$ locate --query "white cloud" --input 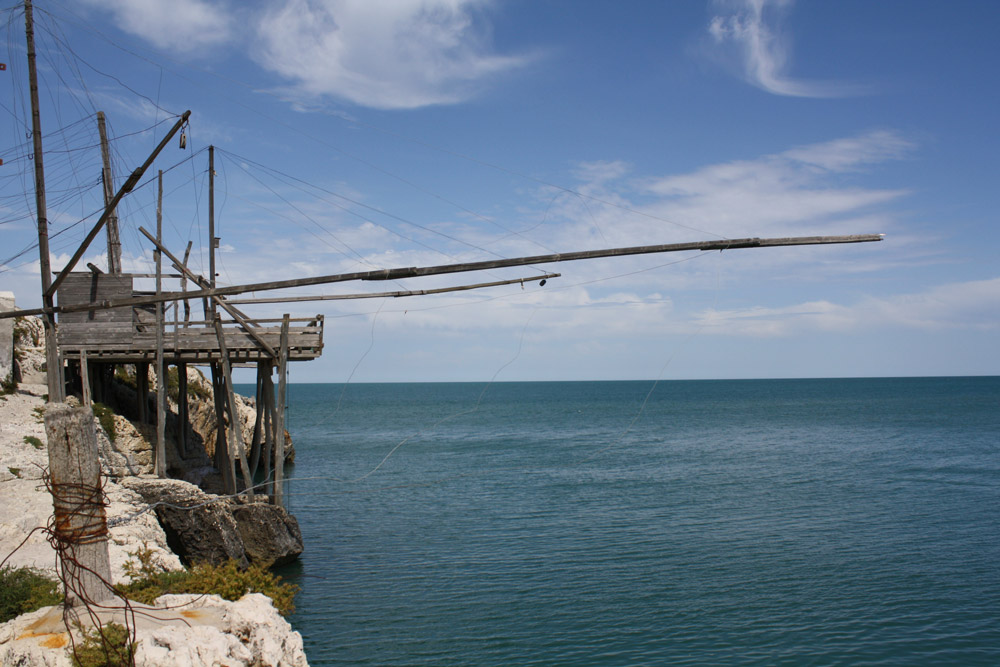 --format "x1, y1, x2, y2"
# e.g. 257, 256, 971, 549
708, 0, 864, 97
695, 277, 1000, 336
253, 0, 532, 109
632, 131, 910, 237
79, 0, 233, 52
